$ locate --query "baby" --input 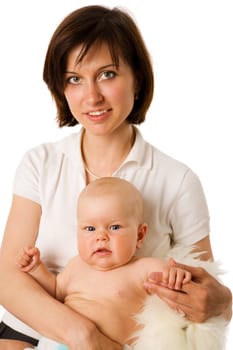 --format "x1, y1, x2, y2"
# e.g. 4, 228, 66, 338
18, 177, 191, 348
